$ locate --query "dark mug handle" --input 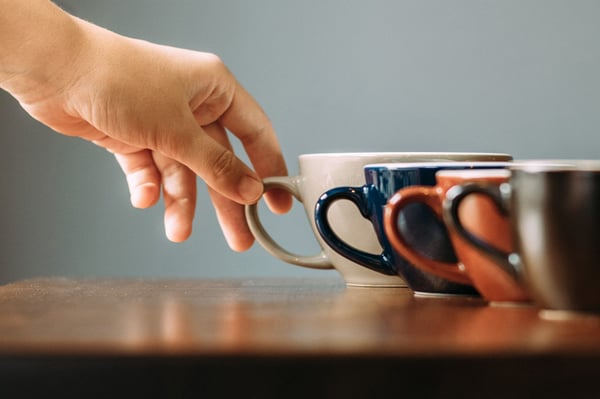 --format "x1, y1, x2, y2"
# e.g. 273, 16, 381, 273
314, 186, 396, 276
442, 183, 522, 281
